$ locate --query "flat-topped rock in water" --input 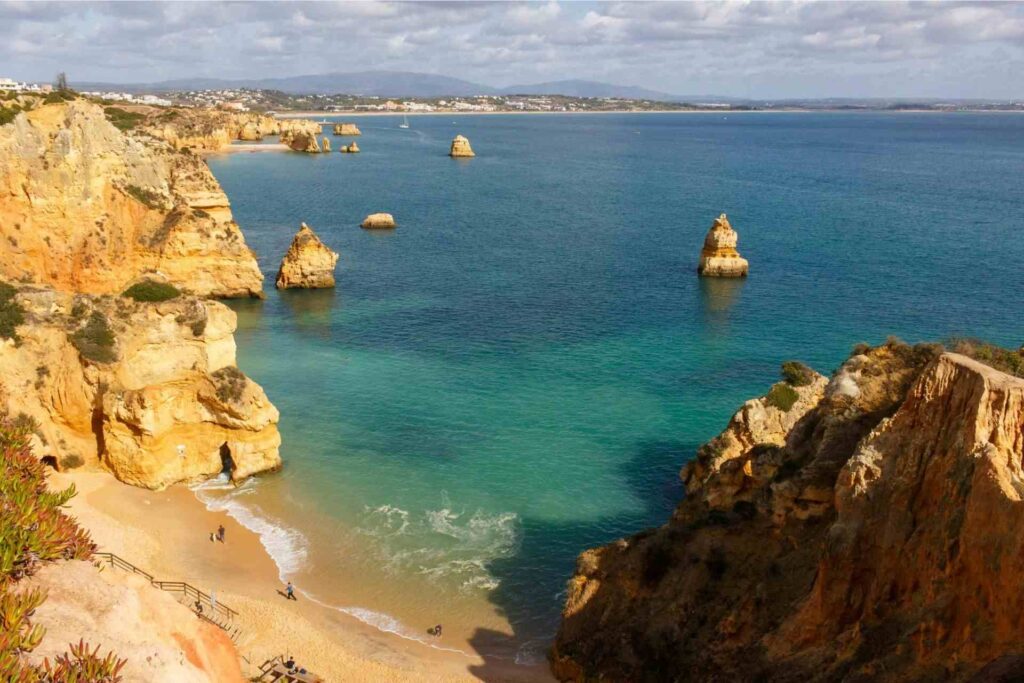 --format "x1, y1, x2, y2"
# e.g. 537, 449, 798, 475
697, 213, 749, 277
333, 123, 362, 136
340, 142, 360, 154
449, 134, 475, 157
276, 223, 339, 289
281, 130, 321, 153
361, 213, 396, 229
